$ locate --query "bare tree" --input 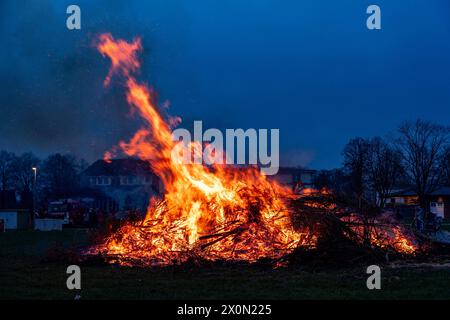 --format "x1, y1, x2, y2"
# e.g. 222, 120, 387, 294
443, 147, 450, 185
314, 169, 352, 196
366, 137, 403, 208
77, 158, 89, 174
342, 137, 370, 209
12, 152, 40, 209
395, 120, 450, 209
13, 152, 40, 192
0, 150, 16, 191
41, 153, 79, 199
